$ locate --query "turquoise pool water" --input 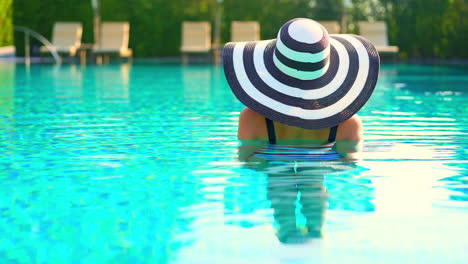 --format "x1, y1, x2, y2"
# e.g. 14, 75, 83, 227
0, 62, 467, 263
